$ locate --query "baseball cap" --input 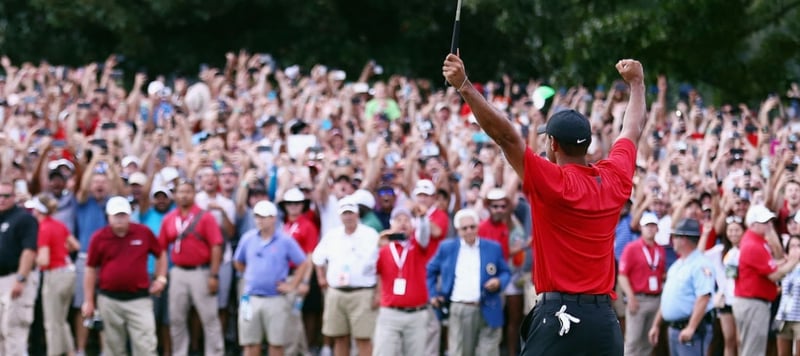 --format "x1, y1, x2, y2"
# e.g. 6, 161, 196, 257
671, 218, 701, 238
640, 213, 659, 226
253, 201, 278, 217
413, 179, 436, 196
337, 196, 359, 215
281, 188, 306, 203
536, 110, 592, 146
47, 158, 75, 172
106, 196, 132, 215
390, 207, 412, 220
351, 189, 376, 209
127, 172, 148, 186
745, 205, 775, 226
151, 186, 173, 199
121, 155, 142, 168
